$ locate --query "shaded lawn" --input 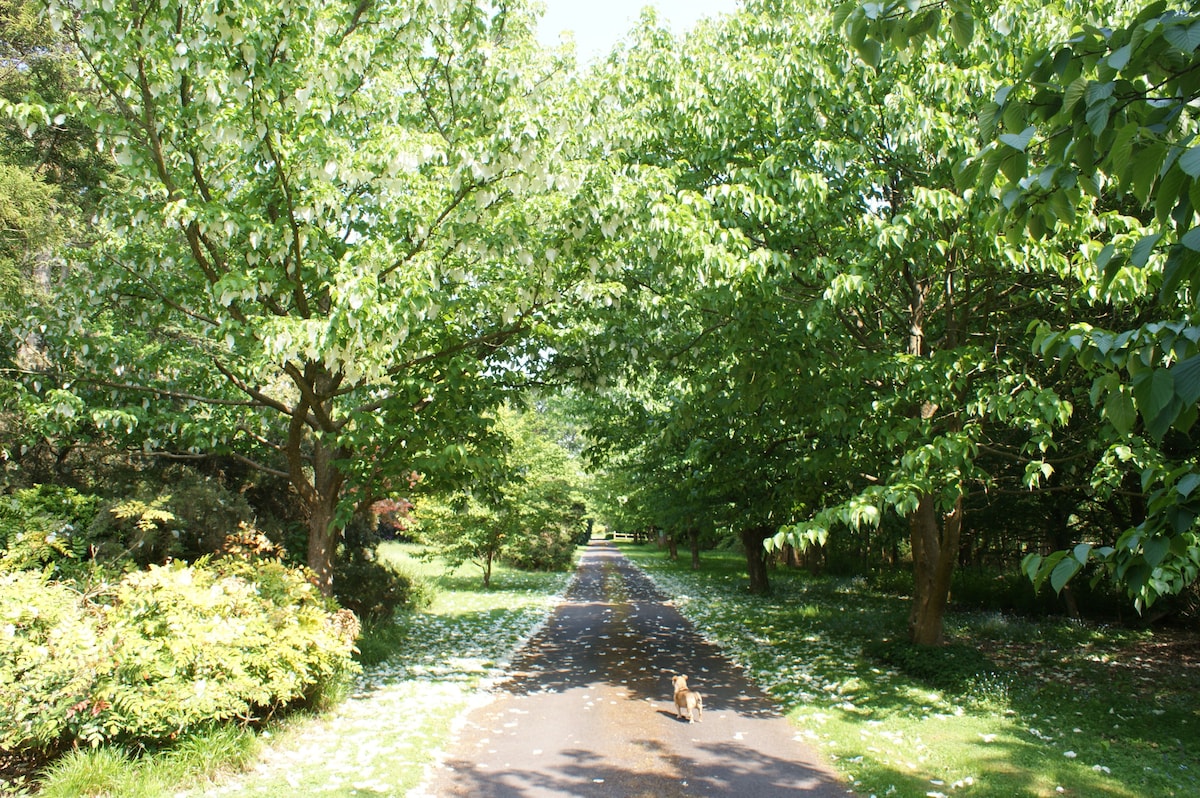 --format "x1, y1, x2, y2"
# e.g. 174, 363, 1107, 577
622, 544, 1200, 798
